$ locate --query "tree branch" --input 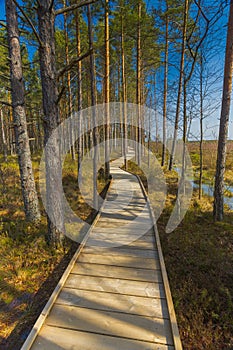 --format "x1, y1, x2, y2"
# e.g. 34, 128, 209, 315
12, 0, 44, 47
0, 73, 10, 81
0, 21, 7, 28
56, 86, 66, 105
55, 0, 97, 16
0, 100, 13, 107
0, 42, 9, 49
57, 50, 92, 78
